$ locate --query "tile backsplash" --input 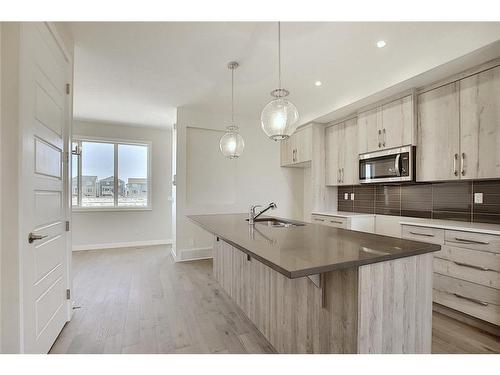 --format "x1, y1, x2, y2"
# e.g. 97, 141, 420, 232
337, 180, 500, 224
